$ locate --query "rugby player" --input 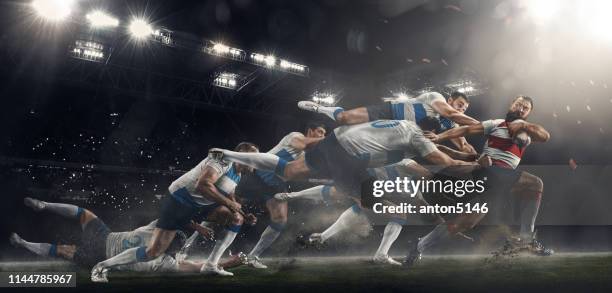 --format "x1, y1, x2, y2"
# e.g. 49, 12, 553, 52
298, 91, 477, 154
279, 159, 434, 265
404, 95, 552, 266
231, 122, 326, 269
209, 118, 490, 212
9, 198, 211, 275
90, 142, 259, 281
